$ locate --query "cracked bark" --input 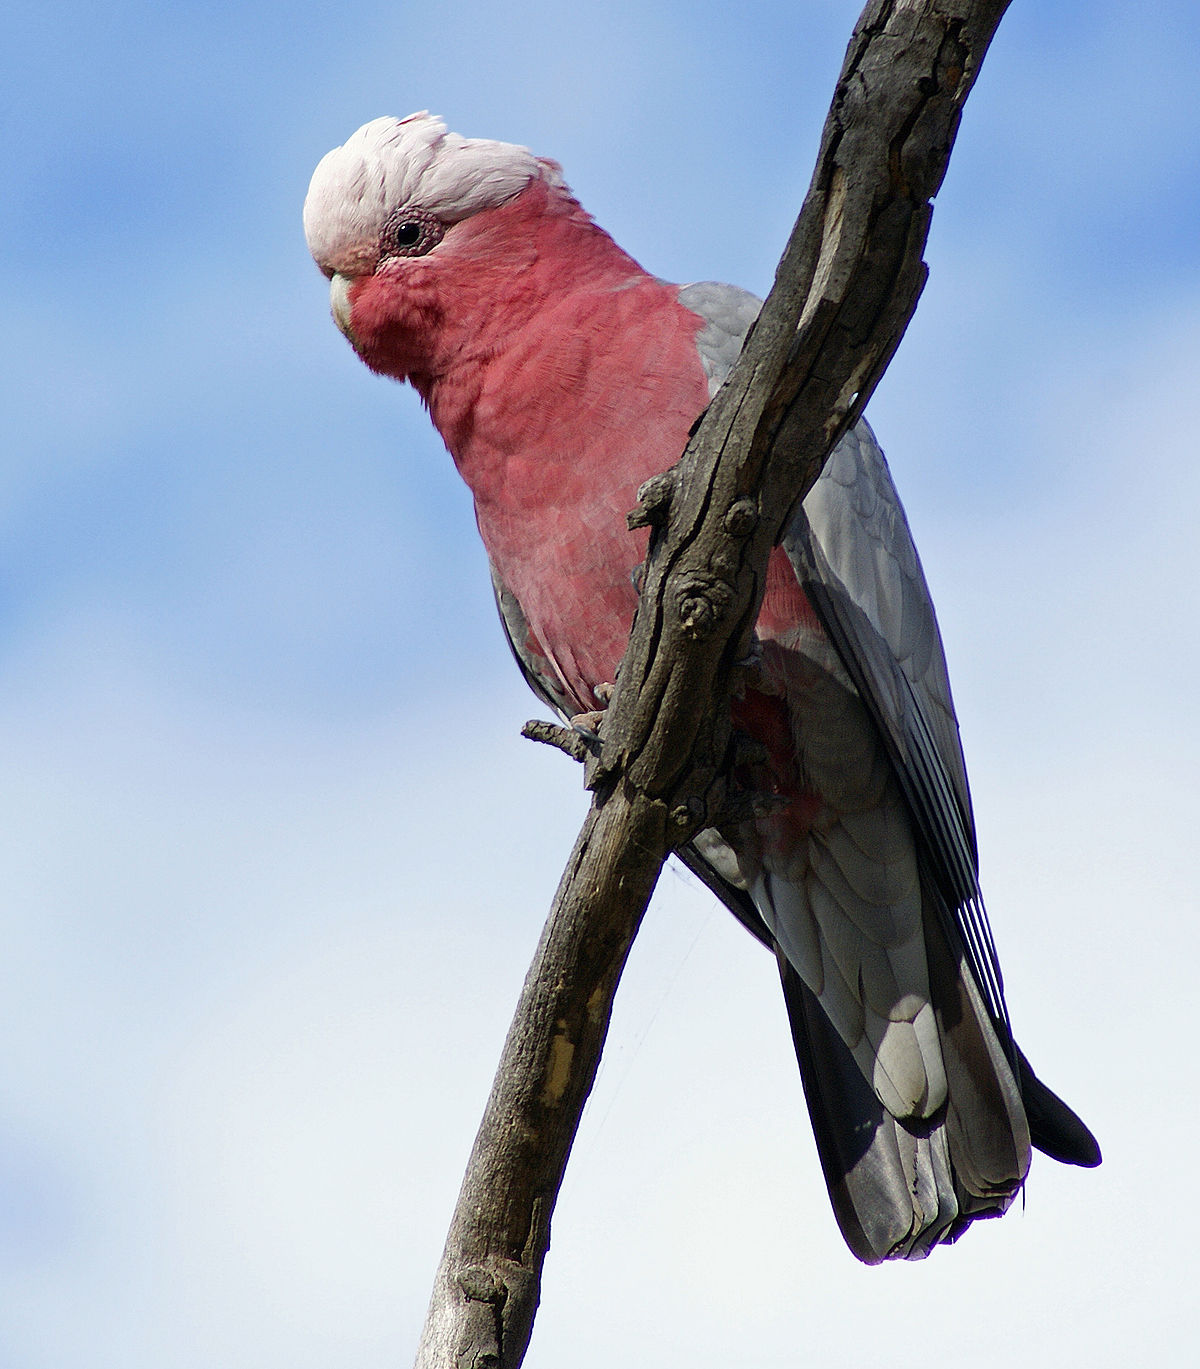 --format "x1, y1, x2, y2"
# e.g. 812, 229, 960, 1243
414, 3, 1012, 1365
